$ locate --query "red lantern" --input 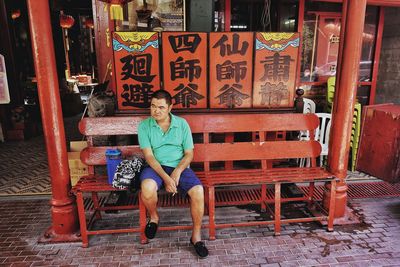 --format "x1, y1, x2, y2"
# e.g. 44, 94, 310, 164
85, 18, 94, 29
98, 0, 134, 20
11, 9, 21, 20
60, 13, 75, 29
